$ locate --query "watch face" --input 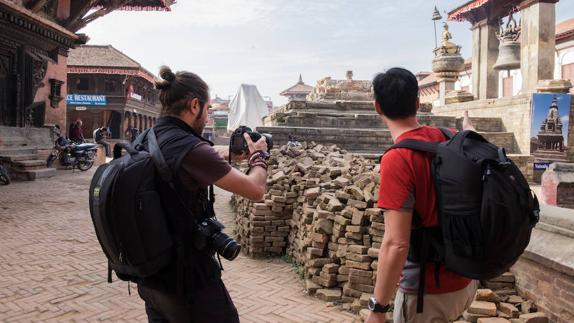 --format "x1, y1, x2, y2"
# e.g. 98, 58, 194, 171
368, 297, 376, 310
